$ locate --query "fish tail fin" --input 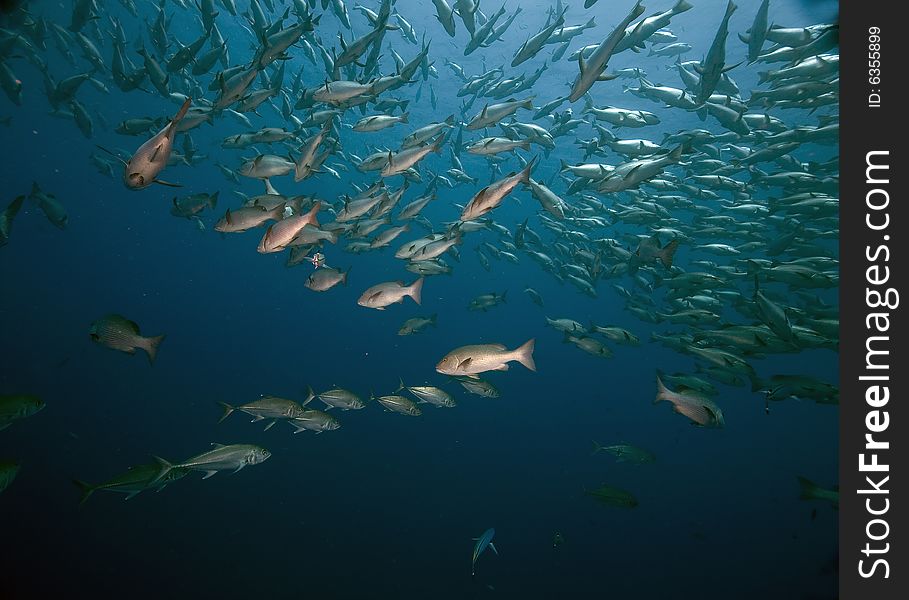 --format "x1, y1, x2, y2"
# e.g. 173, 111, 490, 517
520, 156, 538, 182
217, 402, 235, 423
757, 70, 770, 84
658, 239, 680, 268
308, 201, 322, 228
342, 266, 351, 284
797, 476, 822, 501
73, 480, 95, 506
209, 191, 219, 208
303, 386, 315, 407
675, 0, 694, 13
144, 334, 166, 365
514, 338, 536, 372
166, 97, 192, 137
399, 112, 409, 124
396, 377, 405, 393
408, 277, 424, 305
590, 440, 605, 455
655, 374, 671, 404
150, 456, 173, 486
